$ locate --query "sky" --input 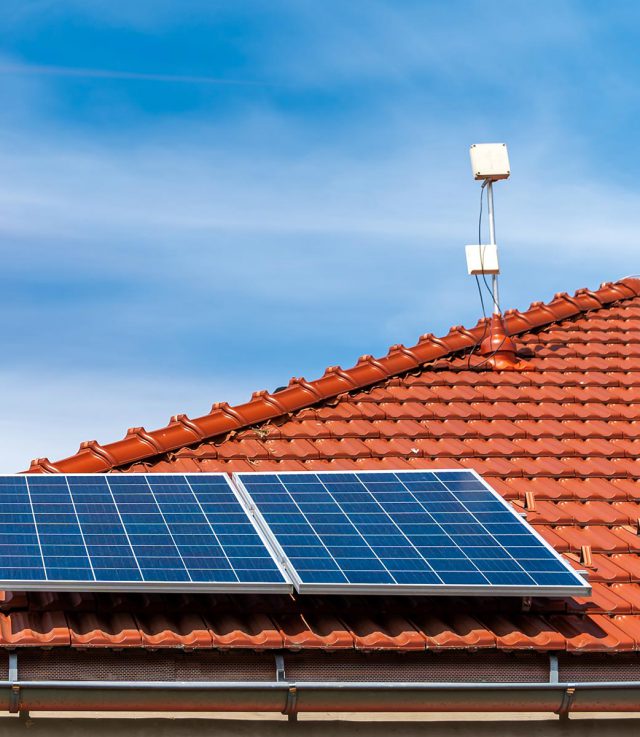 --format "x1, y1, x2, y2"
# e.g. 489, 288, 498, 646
0, 0, 639, 471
